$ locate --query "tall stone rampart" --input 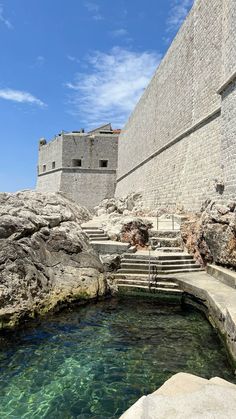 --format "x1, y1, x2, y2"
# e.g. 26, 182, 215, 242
116, 0, 236, 211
